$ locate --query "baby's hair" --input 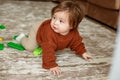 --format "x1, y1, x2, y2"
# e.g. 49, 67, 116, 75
51, 0, 85, 30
